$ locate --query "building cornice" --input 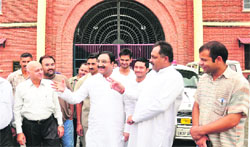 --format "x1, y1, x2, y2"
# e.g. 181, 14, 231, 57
0, 22, 37, 28
203, 21, 250, 27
